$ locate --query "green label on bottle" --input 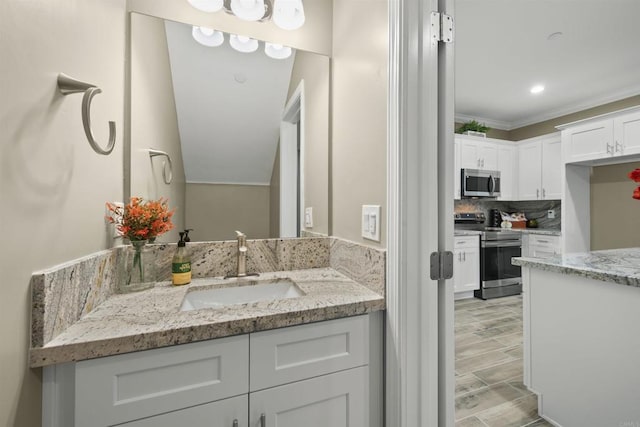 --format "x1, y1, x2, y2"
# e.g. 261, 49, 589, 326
172, 261, 191, 274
